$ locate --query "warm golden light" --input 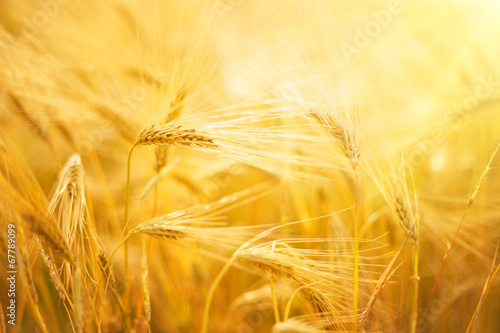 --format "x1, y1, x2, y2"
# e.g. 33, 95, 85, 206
0, 1, 499, 332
